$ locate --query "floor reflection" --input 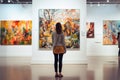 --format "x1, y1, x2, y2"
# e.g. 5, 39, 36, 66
87, 70, 94, 80
0, 65, 31, 80
117, 58, 120, 80
1, 57, 120, 80
103, 64, 118, 80
32, 65, 86, 80
103, 58, 120, 80
39, 77, 80, 80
